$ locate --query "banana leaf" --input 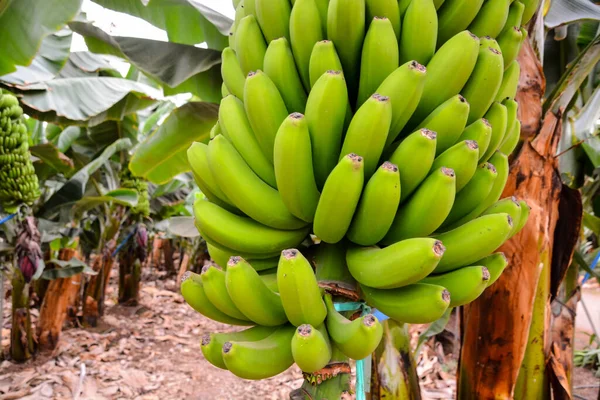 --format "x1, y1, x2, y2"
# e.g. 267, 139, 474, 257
545, 0, 600, 29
